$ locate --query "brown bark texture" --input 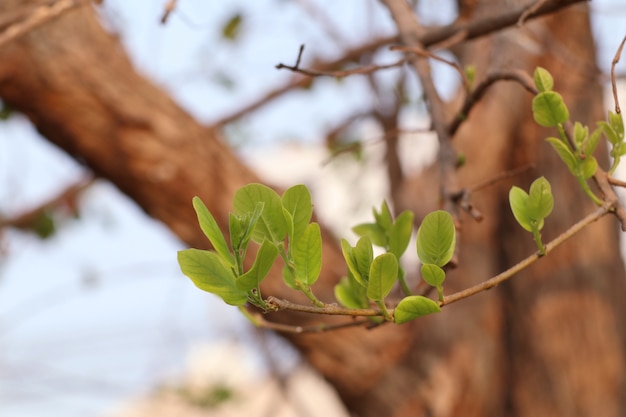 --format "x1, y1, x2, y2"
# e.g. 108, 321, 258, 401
0, 1, 625, 417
